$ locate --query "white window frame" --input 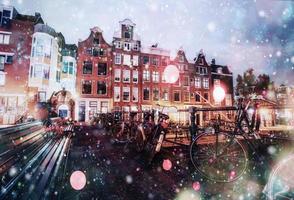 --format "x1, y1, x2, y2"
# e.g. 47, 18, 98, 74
203, 78, 209, 89
0, 72, 5, 85
152, 71, 159, 83
114, 69, 121, 82
114, 87, 120, 102
195, 77, 201, 88
123, 69, 130, 83
123, 54, 131, 66
123, 42, 131, 51
123, 87, 130, 102
132, 87, 138, 102
132, 70, 138, 83
132, 55, 139, 66
115, 53, 121, 65
226, 94, 232, 106
143, 70, 150, 82
115, 41, 122, 49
